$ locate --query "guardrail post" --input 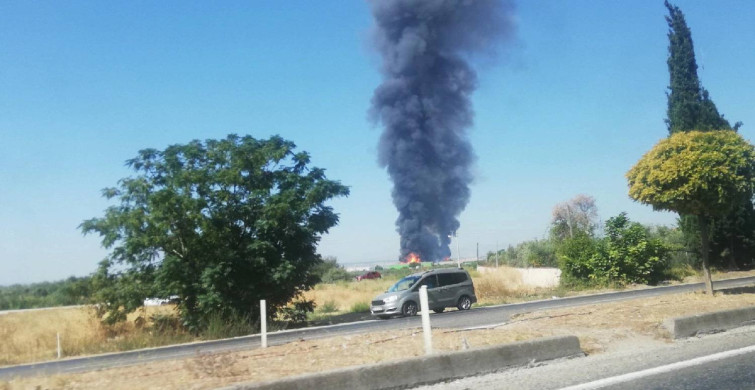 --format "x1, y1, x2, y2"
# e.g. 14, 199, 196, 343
260, 299, 268, 348
419, 285, 432, 355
